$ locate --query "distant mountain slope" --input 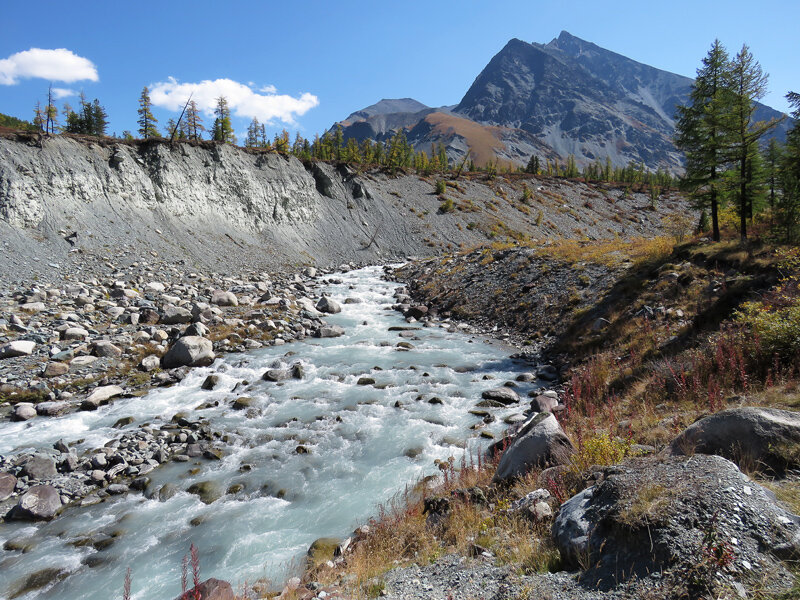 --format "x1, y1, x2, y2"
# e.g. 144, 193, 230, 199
342, 98, 430, 123
334, 32, 791, 172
